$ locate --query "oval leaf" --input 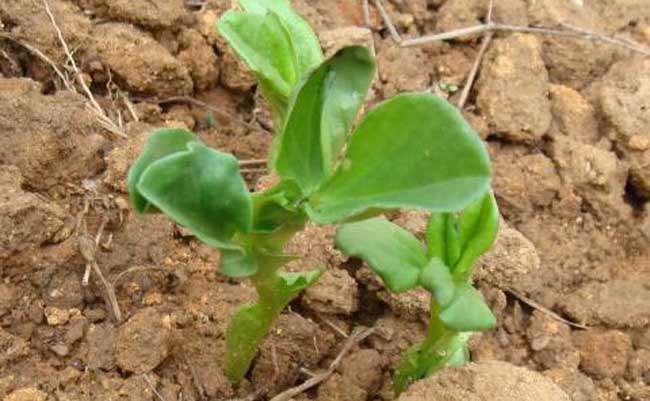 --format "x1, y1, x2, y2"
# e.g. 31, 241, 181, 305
335, 217, 426, 292
225, 303, 271, 381
274, 46, 375, 193
439, 283, 496, 332
238, 0, 322, 76
217, 10, 297, 116
136, 141, 252, 248
127, 128, 196, 213
307, 93, 492, 223
453, 192, 500, 277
